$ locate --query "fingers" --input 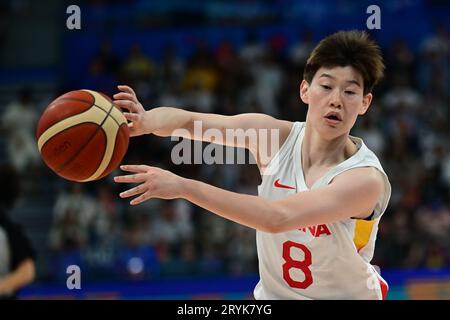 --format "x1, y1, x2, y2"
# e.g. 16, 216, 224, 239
117, 85, 136, 97
114, 164, 156, 205
113, 92, 138, 104
119, 164, 151, 173
123, 112, 139, 122
114, 173, 147, 183
123, 112, 139, 135
119, 184, 147, 198
130, 192, 151, 205
114, 100, 137, 112
127, 123, 138, 135
119, 185, 152, 205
